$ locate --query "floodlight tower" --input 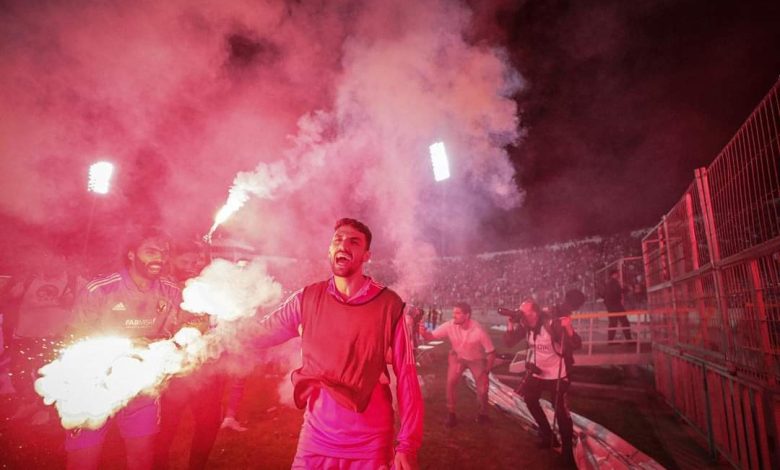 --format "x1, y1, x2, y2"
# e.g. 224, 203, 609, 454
88, 161, 114, 194
429, 142, 451, 182
429, 142, 450, 255
84, 161, 114, 255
